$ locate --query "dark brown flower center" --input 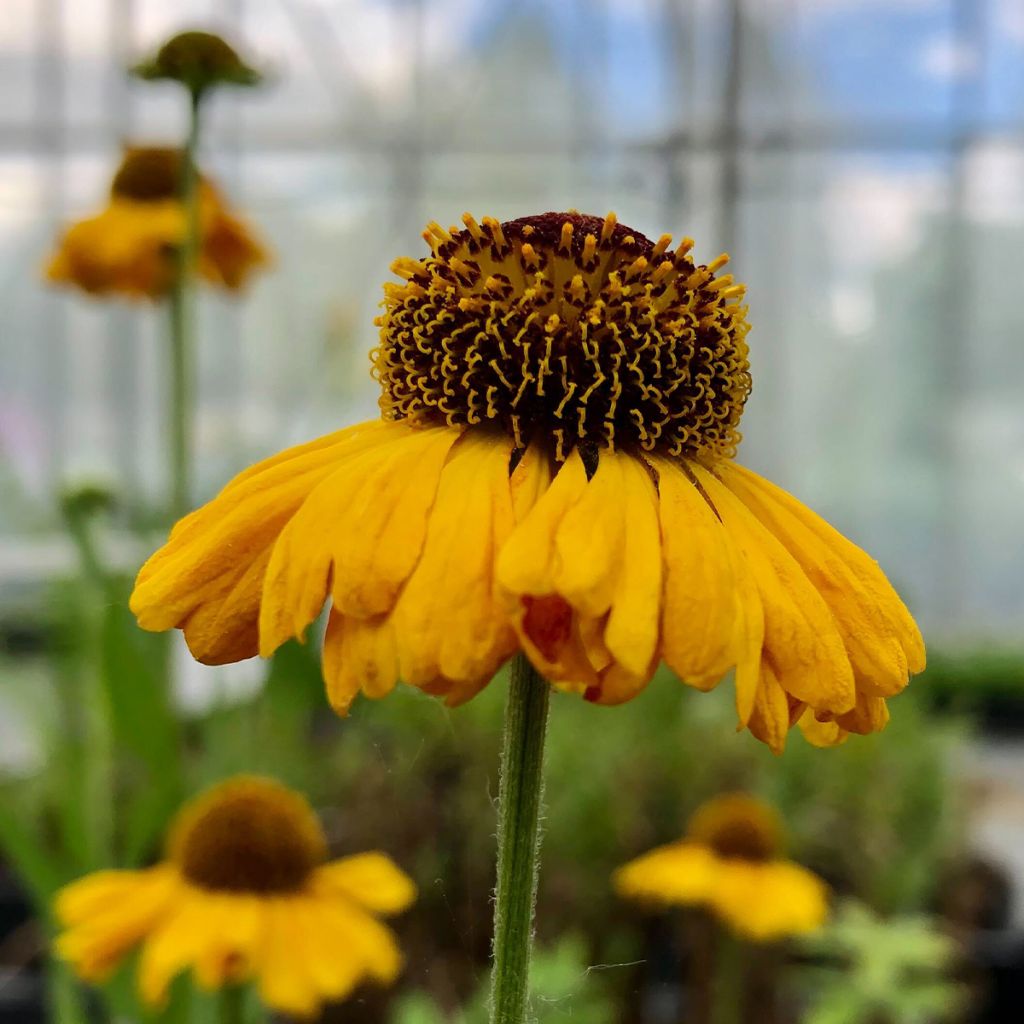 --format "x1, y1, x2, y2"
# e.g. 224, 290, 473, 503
687, 794, 782, 863
374, 211, 752, 461
704, 819, 777, 862
110, 147, 184, 202
171, 778, 326, 894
